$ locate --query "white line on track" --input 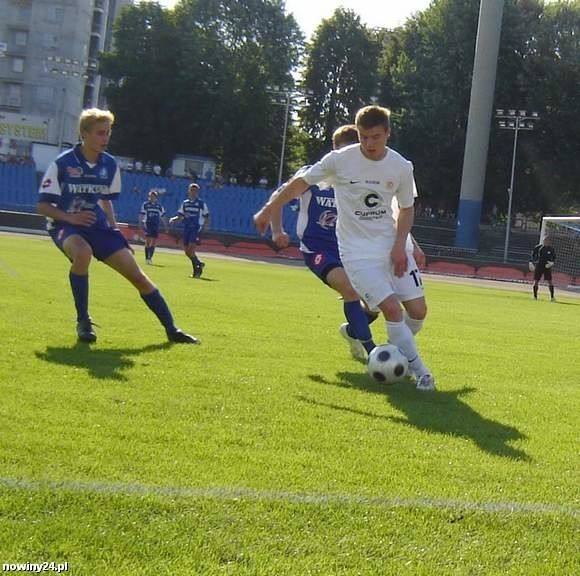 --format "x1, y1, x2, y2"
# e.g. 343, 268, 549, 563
1, 477, 577, 518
